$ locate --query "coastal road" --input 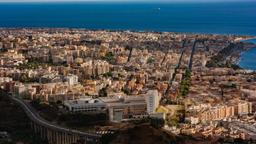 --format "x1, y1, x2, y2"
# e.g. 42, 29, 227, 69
9, 95, 101, 138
